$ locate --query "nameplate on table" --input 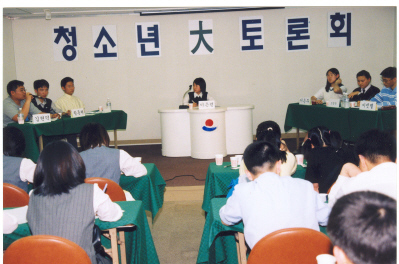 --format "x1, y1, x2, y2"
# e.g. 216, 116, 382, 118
32, 113, 51, 124
359, 101, 377, 111
326, 99, 340, 108
71, 108, 86, 118
198, 100, 215, 110
299, 97, 312, 105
